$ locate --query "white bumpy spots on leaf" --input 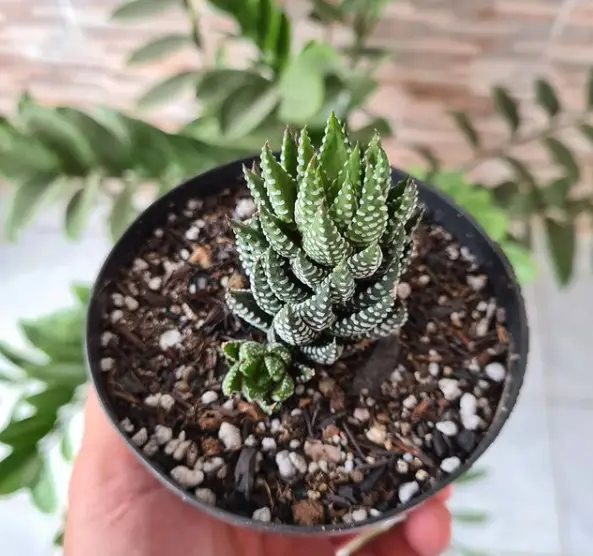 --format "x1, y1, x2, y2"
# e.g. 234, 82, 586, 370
226, 112, 422, 365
